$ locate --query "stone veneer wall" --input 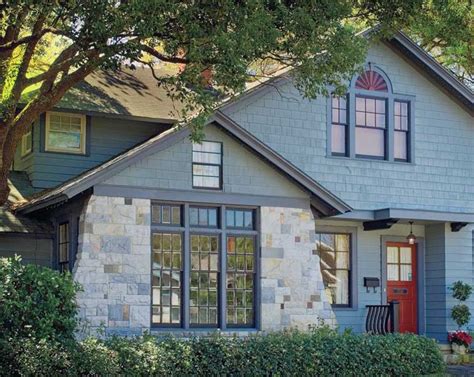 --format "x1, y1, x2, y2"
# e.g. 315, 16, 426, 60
260, 207, 336, 330
74, 196, 335, 335
75, 195, 151, 336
